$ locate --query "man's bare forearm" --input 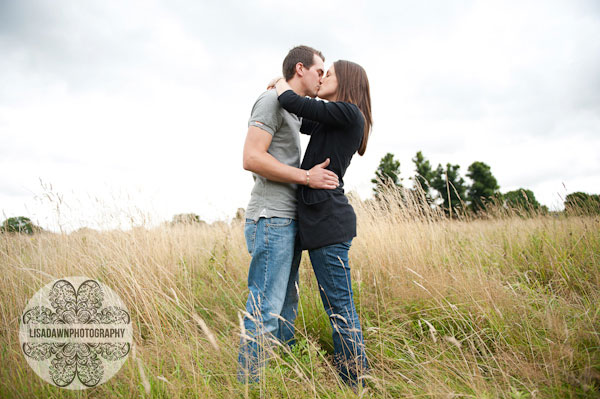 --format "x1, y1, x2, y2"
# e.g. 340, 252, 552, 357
243, 151, 306, 185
